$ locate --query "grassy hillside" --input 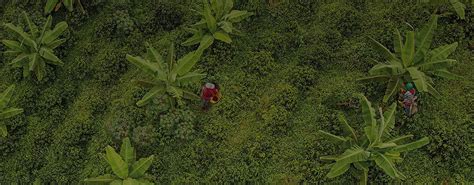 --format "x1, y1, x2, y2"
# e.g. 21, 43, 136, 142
0, 0, 472, 183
